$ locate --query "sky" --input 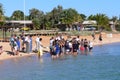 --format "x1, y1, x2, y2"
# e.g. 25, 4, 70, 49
0, 0, 120, 18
